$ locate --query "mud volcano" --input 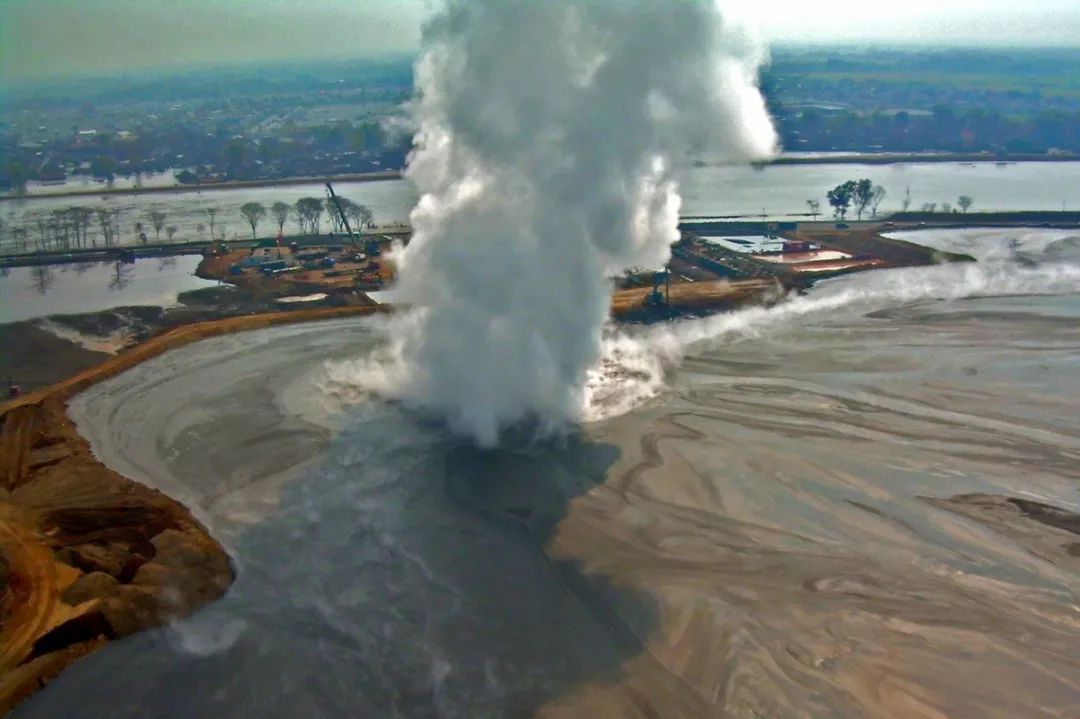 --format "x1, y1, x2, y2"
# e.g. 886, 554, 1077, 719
12, 229, 1080, 718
